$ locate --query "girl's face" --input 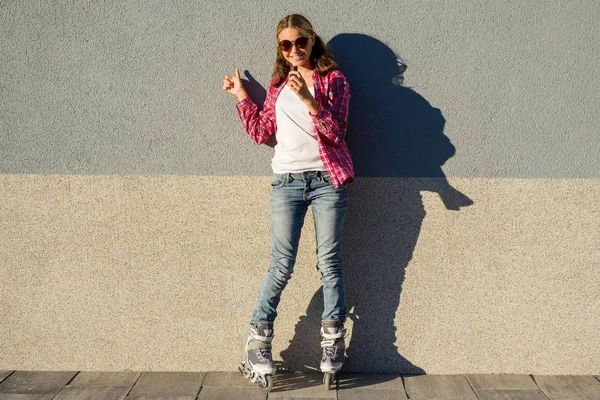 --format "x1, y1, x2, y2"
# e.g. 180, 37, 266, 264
278, 28, 314, 69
